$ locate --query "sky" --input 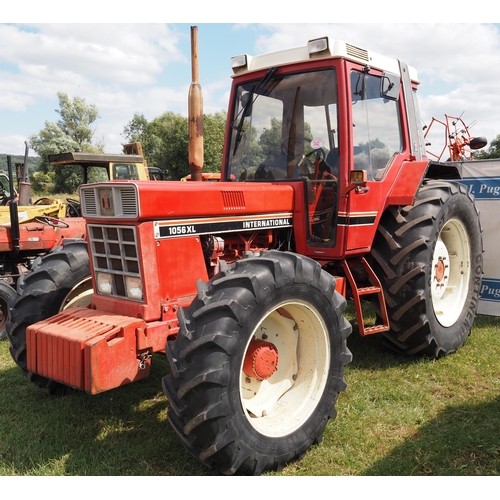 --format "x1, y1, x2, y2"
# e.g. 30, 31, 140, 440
2, 2, 500, 160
